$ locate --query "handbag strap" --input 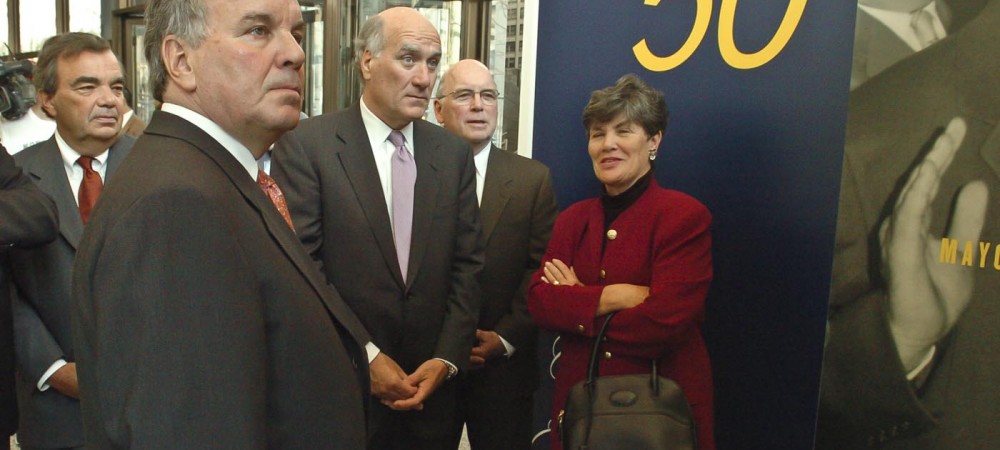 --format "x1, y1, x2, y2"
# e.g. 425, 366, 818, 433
585, 312, 659, 390
578, 312, 661, 449
584, 312, 617, 390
